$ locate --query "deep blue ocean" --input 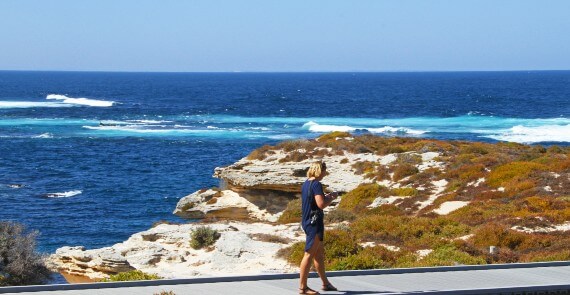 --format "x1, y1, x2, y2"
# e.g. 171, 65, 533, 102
1, 71, 569, 257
